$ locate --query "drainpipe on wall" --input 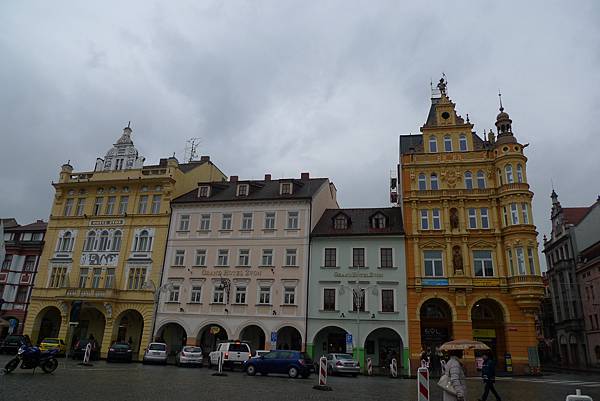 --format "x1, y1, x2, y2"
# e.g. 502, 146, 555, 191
304, 198, 313, 353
